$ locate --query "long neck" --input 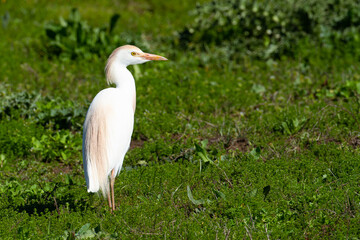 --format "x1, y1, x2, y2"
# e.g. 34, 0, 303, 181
108, 63, 134, 87
106, 63, 136, 112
